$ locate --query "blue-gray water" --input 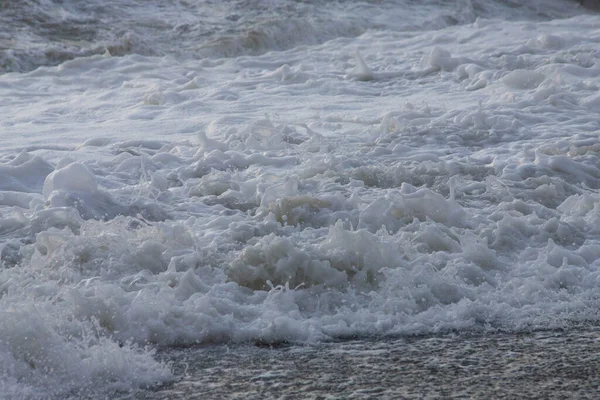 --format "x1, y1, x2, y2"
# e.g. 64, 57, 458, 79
0, 0, 589, 74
